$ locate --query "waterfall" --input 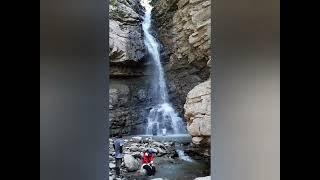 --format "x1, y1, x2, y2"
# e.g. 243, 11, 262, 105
141, 0, 186, 135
